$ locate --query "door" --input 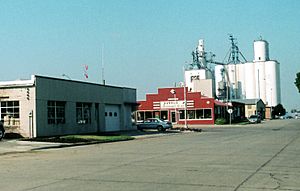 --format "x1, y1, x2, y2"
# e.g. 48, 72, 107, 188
95, 103, 100, 133
105, 105, 120, 132
171, 111, 176, 123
